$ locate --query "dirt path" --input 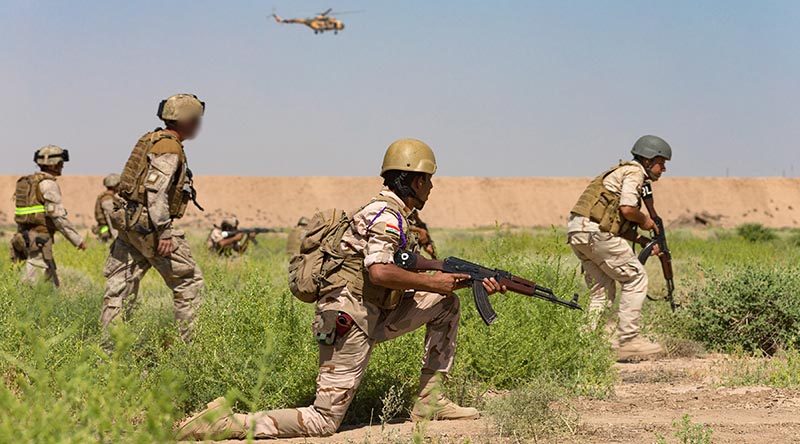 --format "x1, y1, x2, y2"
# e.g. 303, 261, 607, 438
211, 356, 800, 443
576, 356, 800, 443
